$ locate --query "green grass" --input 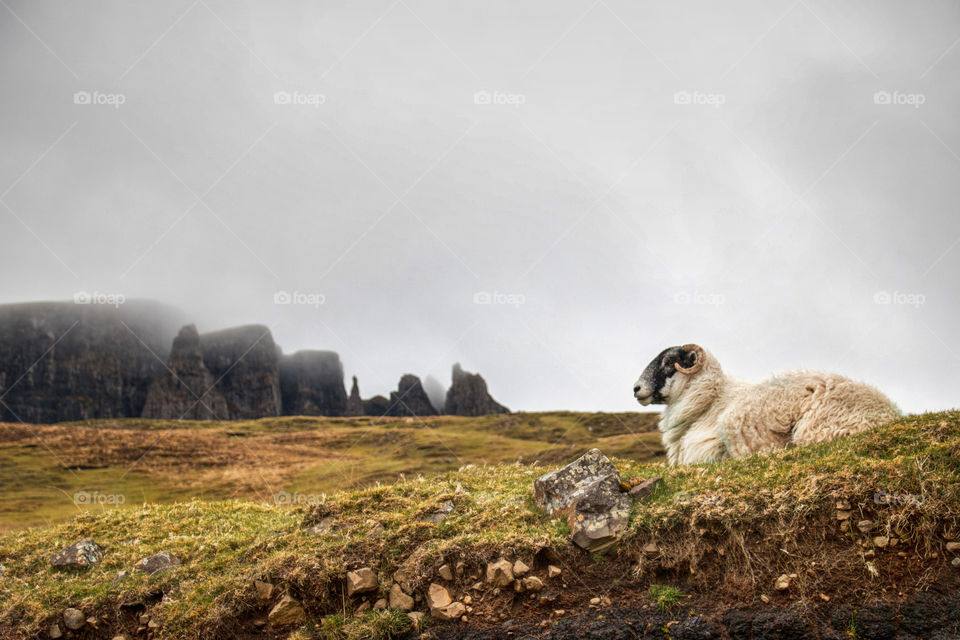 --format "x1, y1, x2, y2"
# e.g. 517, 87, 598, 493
0, 410, 958, 639
648, 584, 685, 611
